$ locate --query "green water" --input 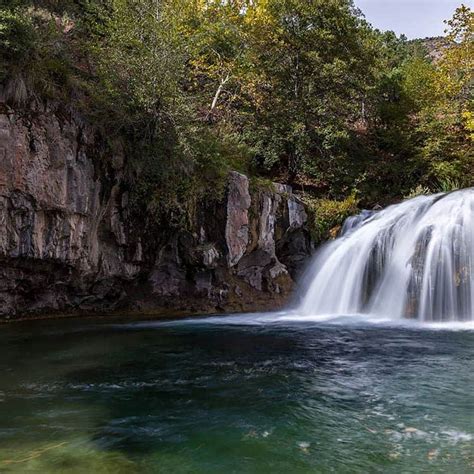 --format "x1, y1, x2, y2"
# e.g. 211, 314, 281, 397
0, 315, 473, 473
